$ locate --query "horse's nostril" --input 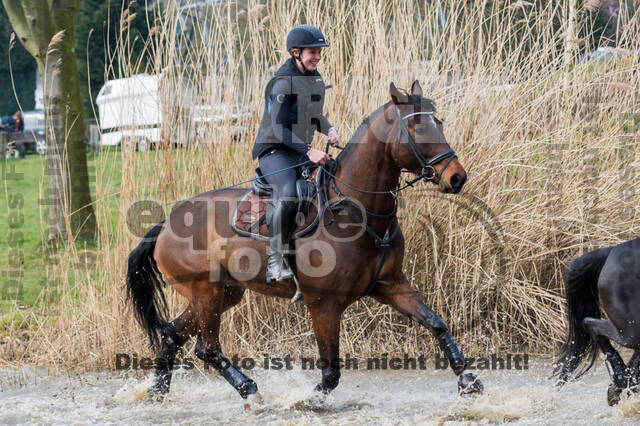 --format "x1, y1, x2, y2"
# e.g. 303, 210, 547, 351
450, 173, 466, 190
